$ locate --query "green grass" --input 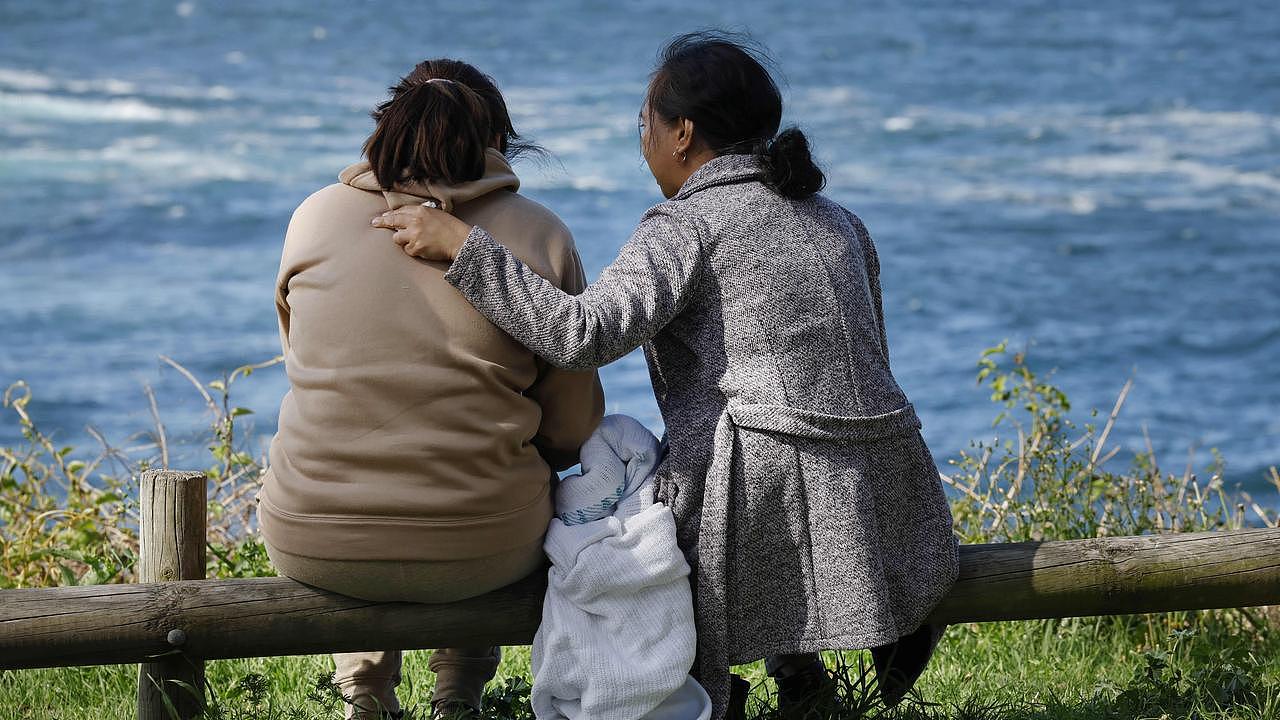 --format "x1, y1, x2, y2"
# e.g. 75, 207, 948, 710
3, 614, 1276, 719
